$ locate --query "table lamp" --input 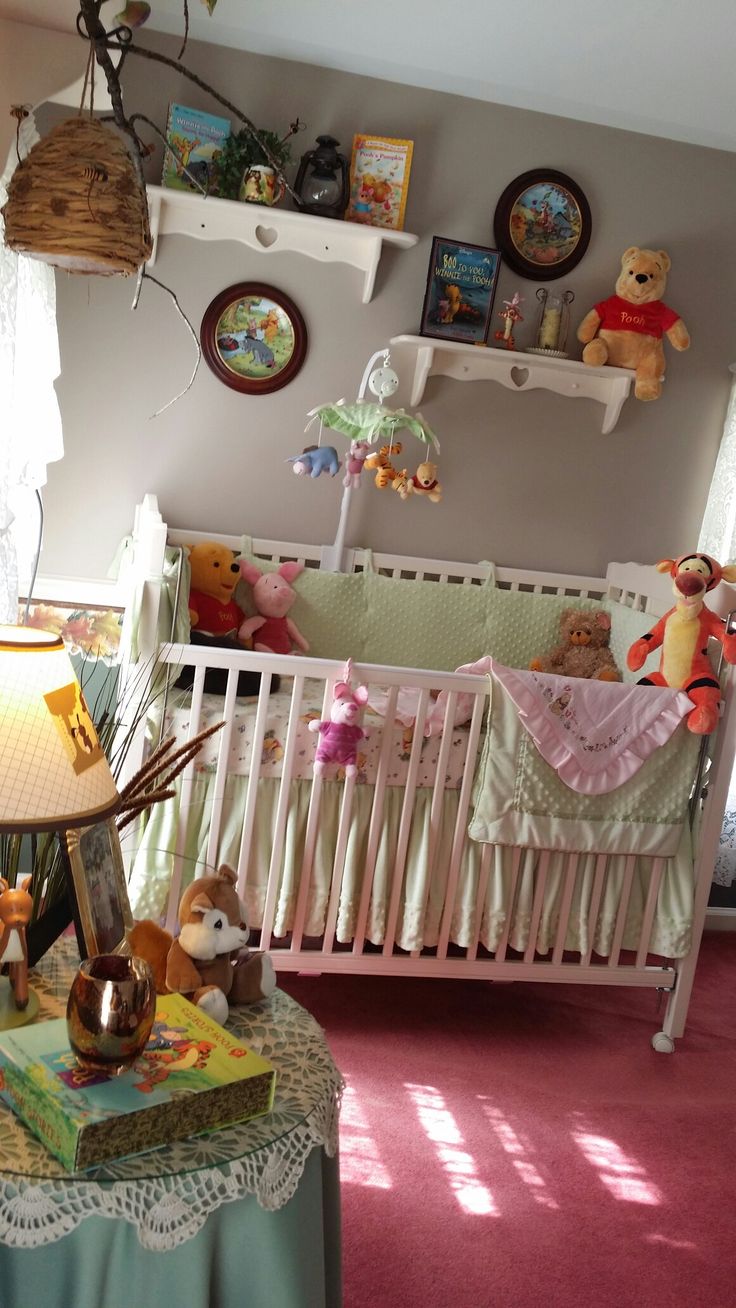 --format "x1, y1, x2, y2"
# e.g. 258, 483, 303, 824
0, 626, 120, 1028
